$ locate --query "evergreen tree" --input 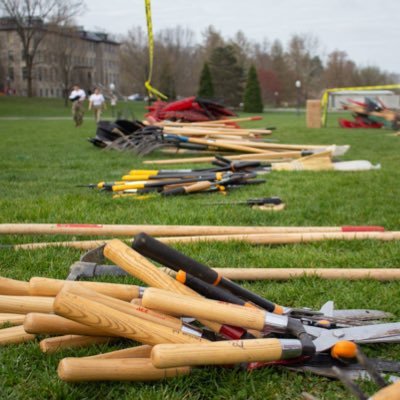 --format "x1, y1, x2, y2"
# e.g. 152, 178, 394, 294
197, 62, 214, 98
243, 65, 263, 113
209, 45, 244, 107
